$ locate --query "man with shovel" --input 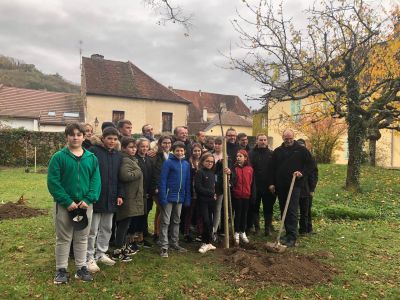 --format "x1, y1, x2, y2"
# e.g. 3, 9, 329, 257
268, 129, 313, 247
